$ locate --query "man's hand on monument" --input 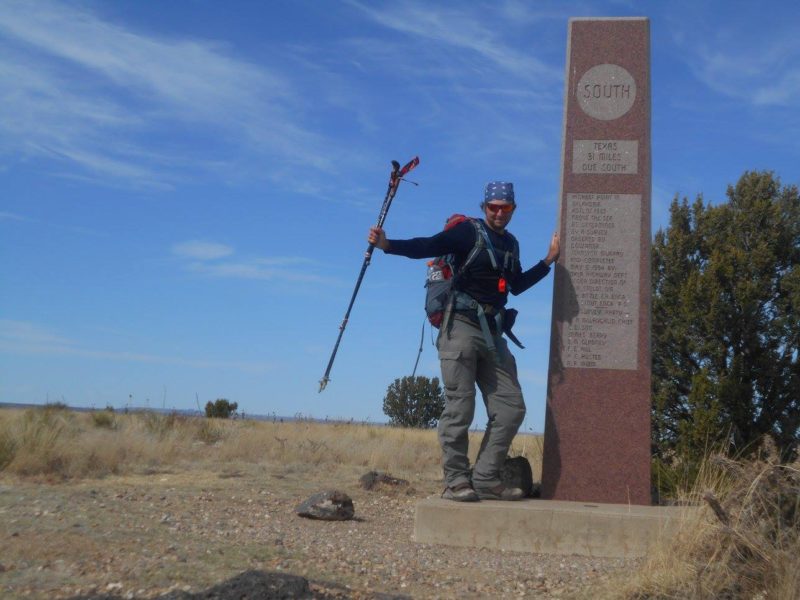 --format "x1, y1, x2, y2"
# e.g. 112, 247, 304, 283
544, 231, 560, 266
